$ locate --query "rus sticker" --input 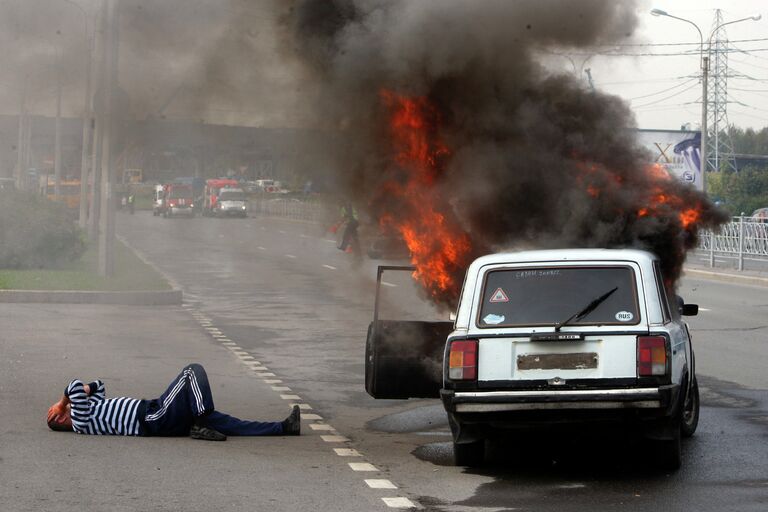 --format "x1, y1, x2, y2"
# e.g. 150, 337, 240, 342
615, 311, 634, 322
